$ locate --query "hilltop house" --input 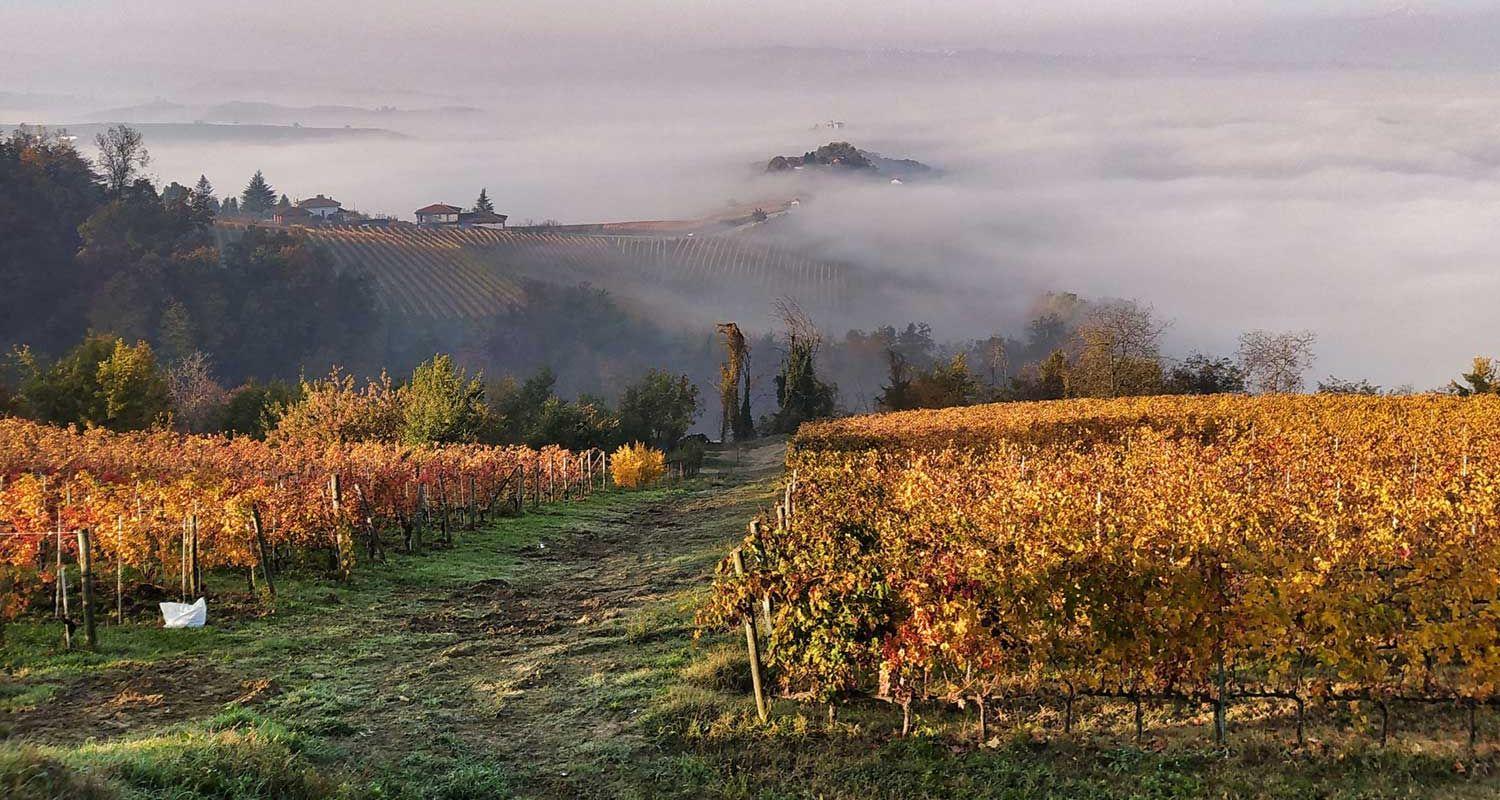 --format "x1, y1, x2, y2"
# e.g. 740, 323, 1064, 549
297, 194, 343, 219
415, 203, 508, 228
273, 205, 313, 225
415, 203, 462, 225
459, 210, 508, 229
